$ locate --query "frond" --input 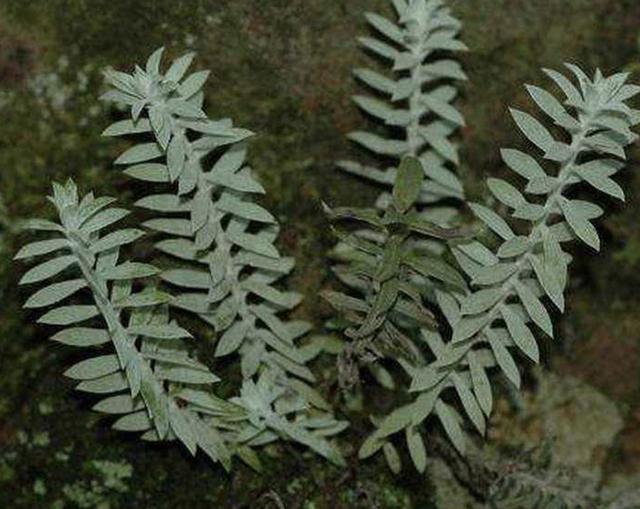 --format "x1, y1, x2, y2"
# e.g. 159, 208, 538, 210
339, 0, 467, 205
17, 180, 231, 468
